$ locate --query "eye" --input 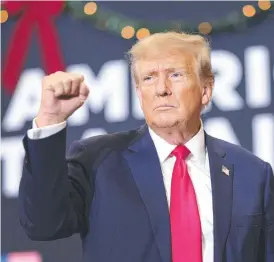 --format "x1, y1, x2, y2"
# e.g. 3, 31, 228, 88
143, 75, 153, 82
170, 72, 183, 78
